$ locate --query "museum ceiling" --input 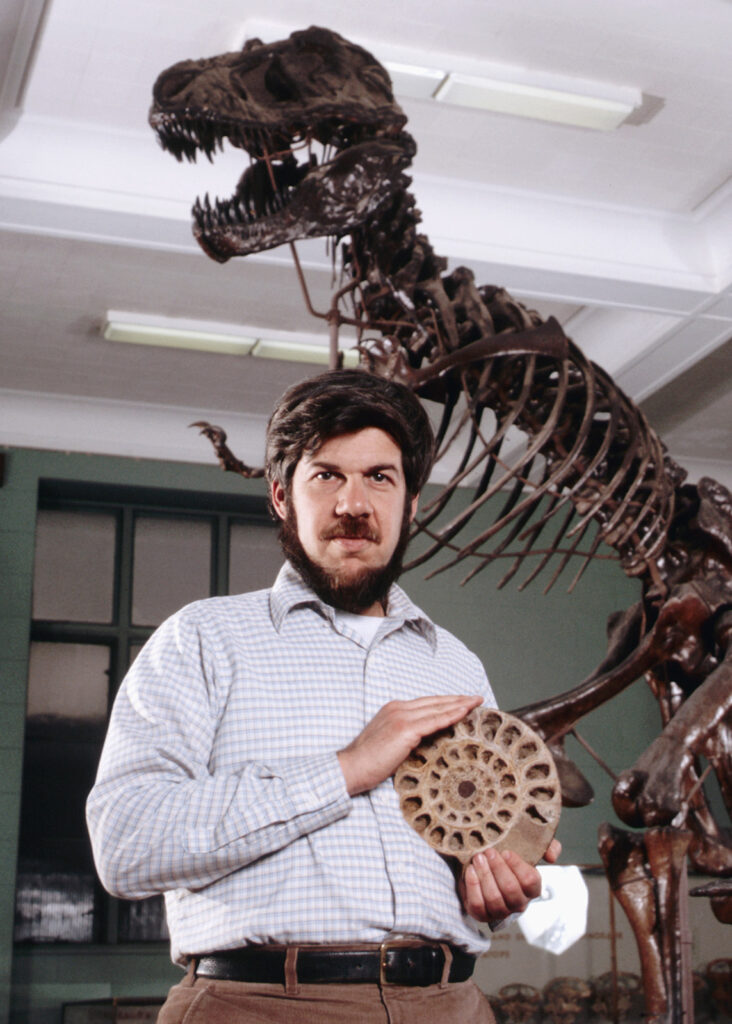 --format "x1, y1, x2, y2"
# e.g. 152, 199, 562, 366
0, 0, 730, 483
